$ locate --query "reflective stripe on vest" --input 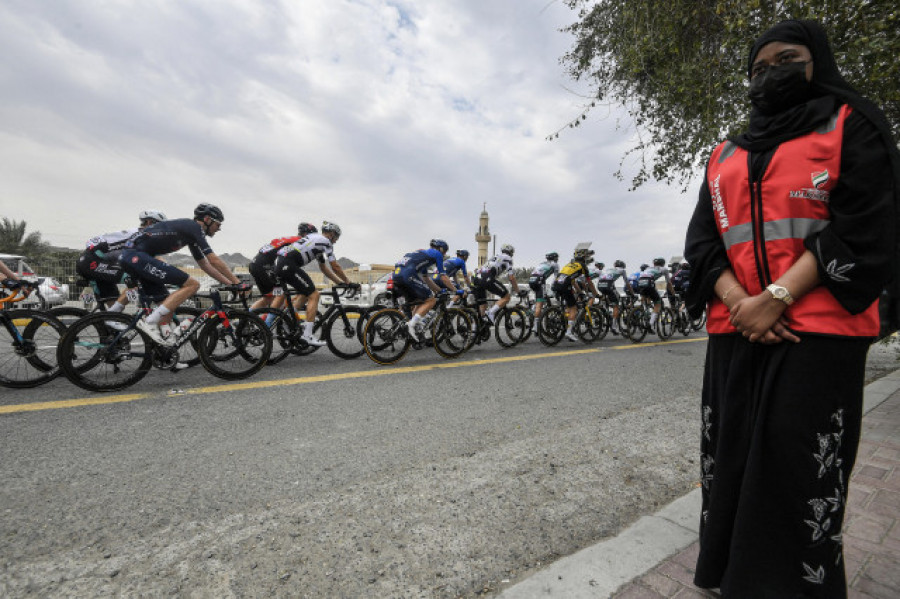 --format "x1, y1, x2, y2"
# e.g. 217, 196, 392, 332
704, 104, 879, 337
